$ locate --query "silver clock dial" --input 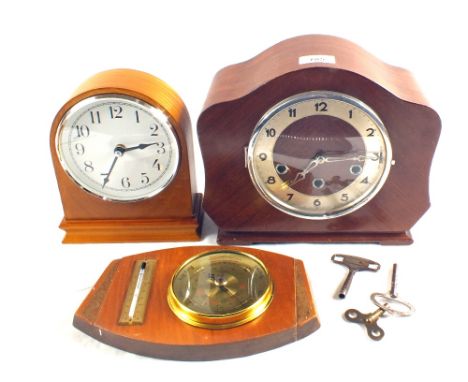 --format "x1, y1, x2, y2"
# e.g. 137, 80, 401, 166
56, 95, 179, 202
